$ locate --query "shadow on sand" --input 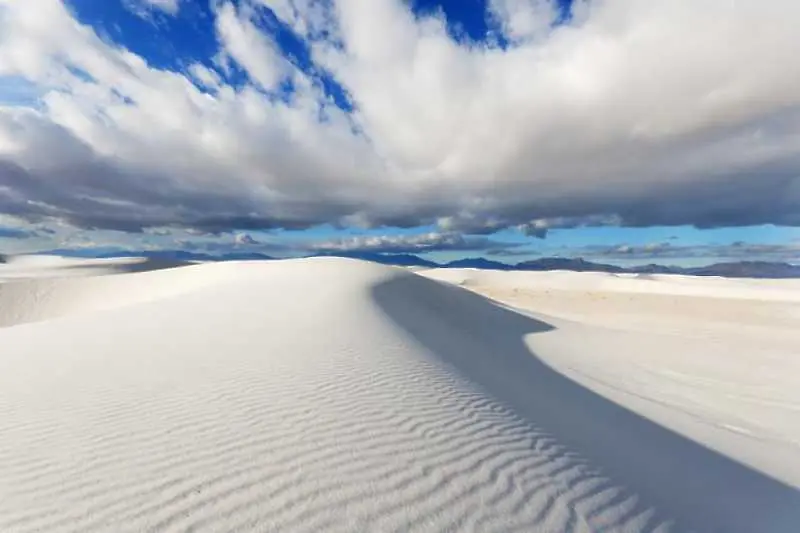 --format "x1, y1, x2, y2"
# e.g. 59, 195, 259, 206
63, 257, 193, 274
372, 273, 800, 533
